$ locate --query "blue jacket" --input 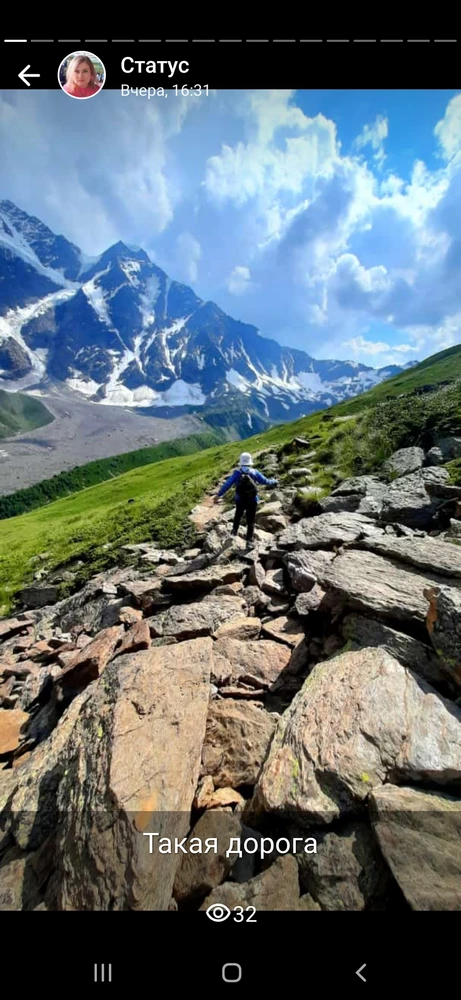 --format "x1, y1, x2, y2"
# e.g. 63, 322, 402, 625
218, 466, 277, 504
